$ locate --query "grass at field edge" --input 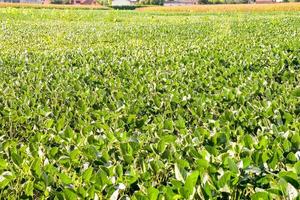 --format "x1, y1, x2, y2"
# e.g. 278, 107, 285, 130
0, 2, 110, 10
137, 3, 300, 13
